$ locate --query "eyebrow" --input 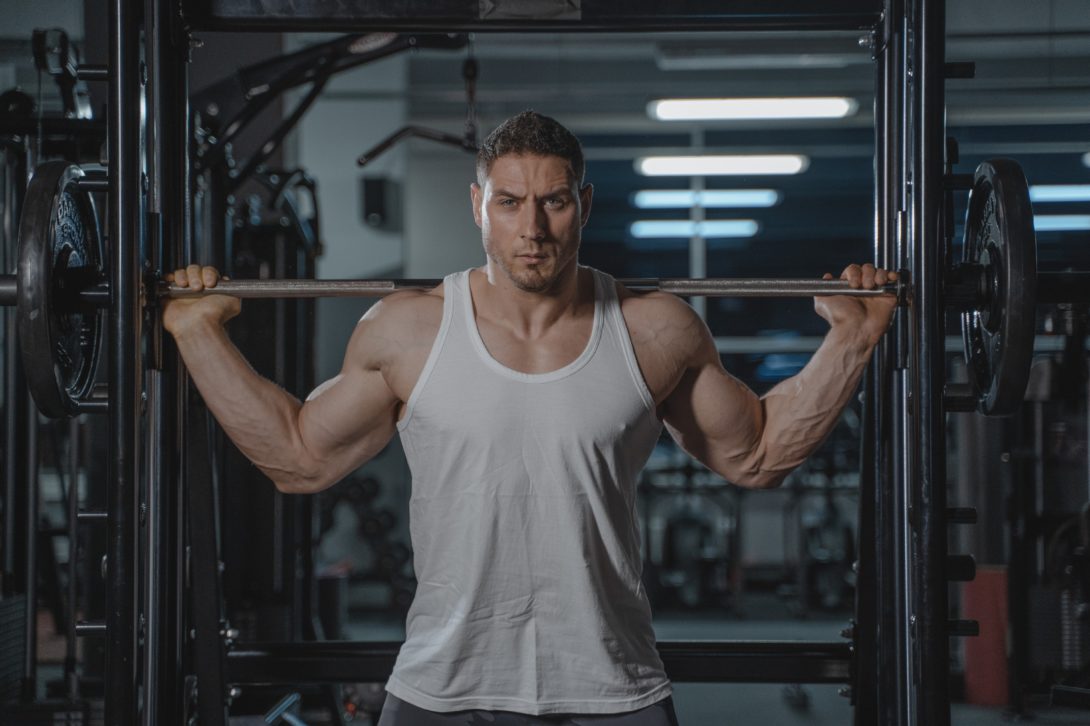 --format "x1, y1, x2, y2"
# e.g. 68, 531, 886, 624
492, 187, 573, 199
